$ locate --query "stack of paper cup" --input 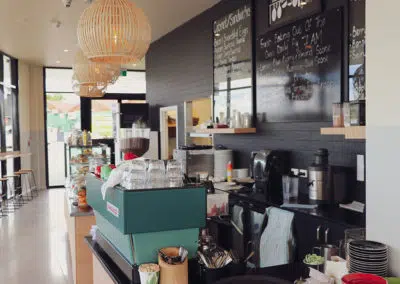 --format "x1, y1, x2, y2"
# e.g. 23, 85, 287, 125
139, 263, 160, 284
214, 149, 233, 181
